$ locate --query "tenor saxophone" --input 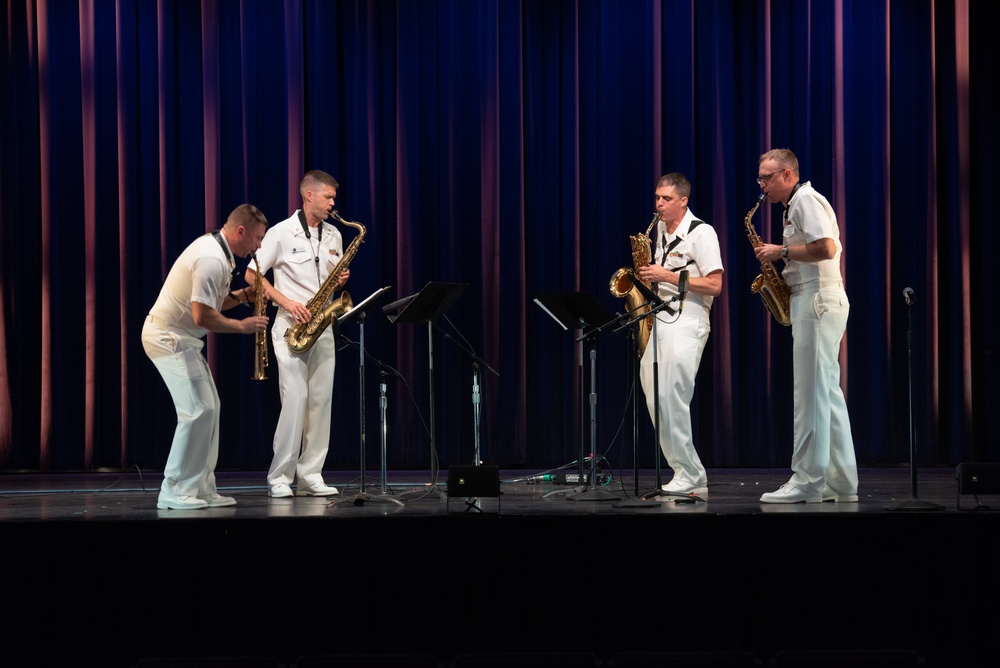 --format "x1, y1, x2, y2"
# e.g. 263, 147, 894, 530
744, 194, 792, 326
284, 211, 365, 353
609, 212, 660, 356
251, 251, 269, 380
